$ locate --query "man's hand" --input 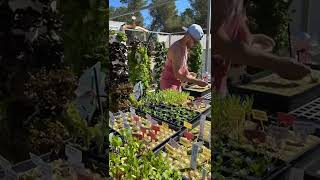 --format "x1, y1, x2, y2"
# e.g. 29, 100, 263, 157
276, 58, 311, 80
189, 72, 197, 78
